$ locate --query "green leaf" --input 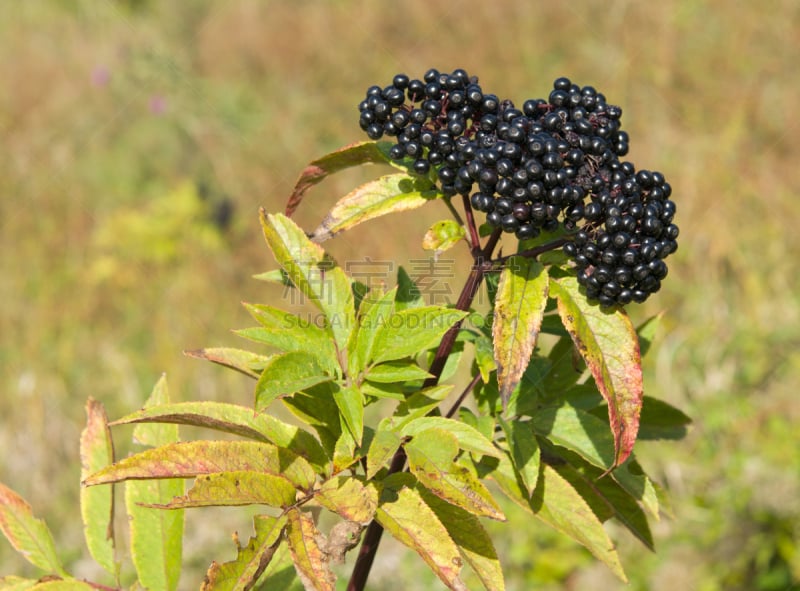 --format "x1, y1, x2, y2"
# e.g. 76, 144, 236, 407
532, 404, 616, 470
366, 426, 403, 479
260, 211, 354, 352
475, 453, 533, 515
315, 476, 378, 524
112, 401, 329, 473
348, 287, 397, 377
0, 576, 36, 591
282, 385, 342, 455
285, 509, 336, 591
636, 312, 663, 358
400, 417, 500, 459
395, 266, 424, 311
79, 398, 117, 577
310, 173, 437, 242
126, 375, 183, 591
422, 219, 466, 254
332, 385, 364, 446
254, 542, 303, 591
0, 482, 67, 577
184, 347, 273, 379
551, 275, 643, 466
237, 303, 339, 373
364, 360, 432, 383
531, 464, 627, 581
418, 489, 506, 591
284, 141, 400, 217
201, 514, 286, 591
473, 333, 496, 383
612, 460, 662, 520
376, 475, 468, 591
85, 441, 316, 491
333, 426, 360, 475
636, 396, 692, 440
497, 417, 541, 497
371, 306, 468, 364
22, 582, 95, 590
149, 471, 297, 509
492, 256, 549, 406
254, 351, 333, 414
405, 429, 505, 520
